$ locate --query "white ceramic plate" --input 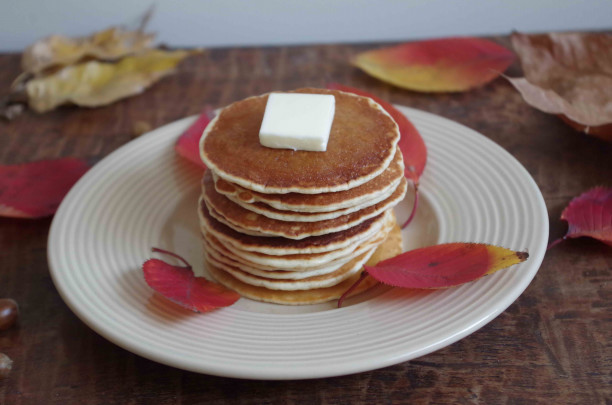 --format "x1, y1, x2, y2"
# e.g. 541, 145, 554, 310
48, 106, 548, 380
